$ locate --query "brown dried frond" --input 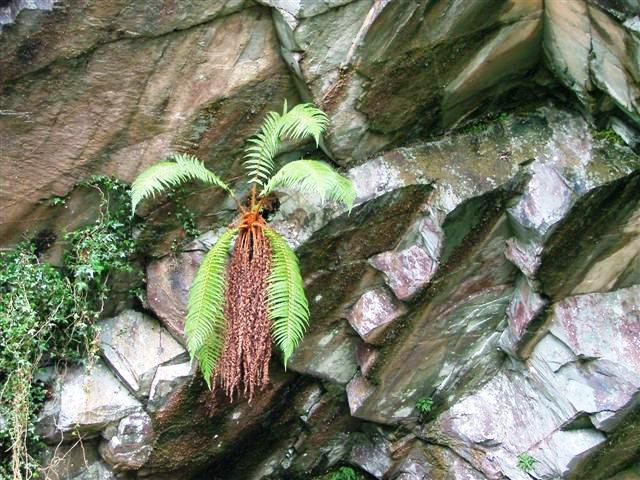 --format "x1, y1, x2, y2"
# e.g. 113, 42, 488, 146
215, 212, 272, 401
